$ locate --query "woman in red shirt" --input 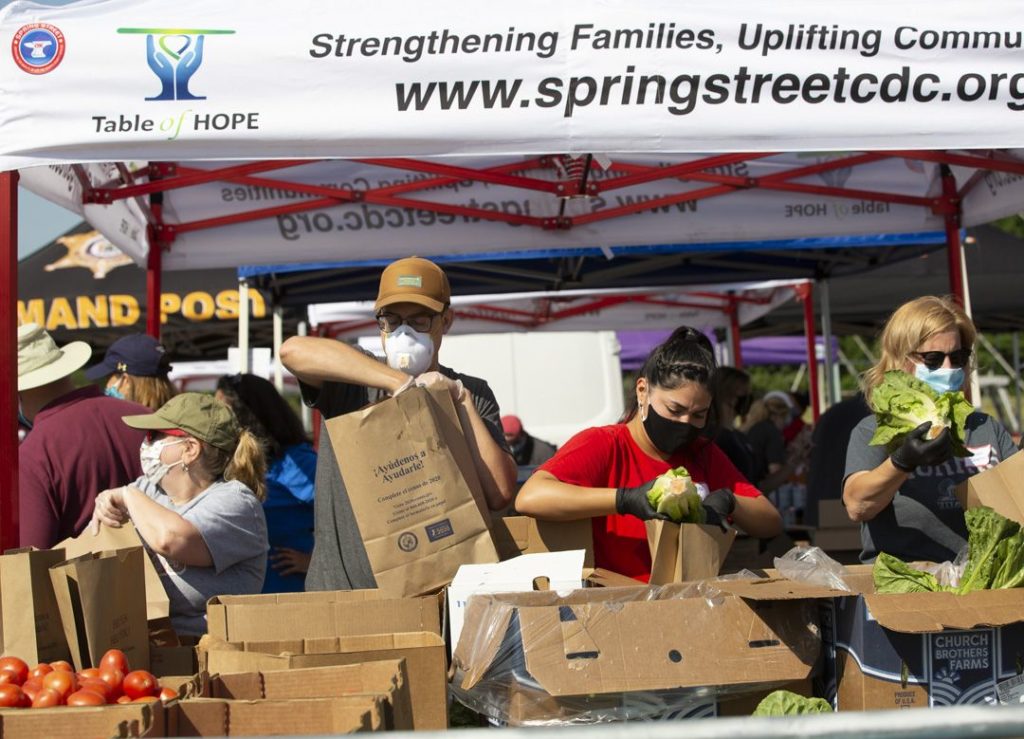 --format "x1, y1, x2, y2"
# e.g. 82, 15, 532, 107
516, 327, 783, 580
